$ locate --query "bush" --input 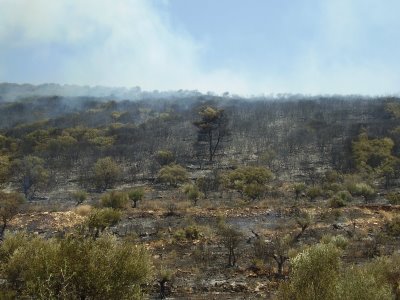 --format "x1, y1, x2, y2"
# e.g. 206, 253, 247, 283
174, 226, 201, 241
0, 234, 152, 299
336, 266, 392, 300
86, 208, 121, 237
224, 166, 273, 200
336, 190, 353, 202
306, 186, 322, 201
278, 243, 341, 300
182, 184, 202, 205
329, 196, 346, 208
100, 191, 129, 209
158, 164, 188, 187
321, 234, 348, 250
93, 157, 121, 191
71, 190, 87, 206
386, 216, 400, 236
293, 183, 306, 200
155, 150, 175, 166
74, 204, 92, 217
347, 182, 376, 202
279, 242, 396, 300
386, 192, 400, 205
